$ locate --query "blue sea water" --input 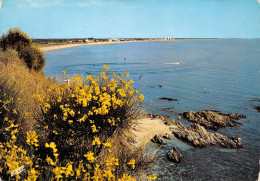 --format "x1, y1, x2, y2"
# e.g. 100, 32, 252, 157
44, 39, 260, 181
